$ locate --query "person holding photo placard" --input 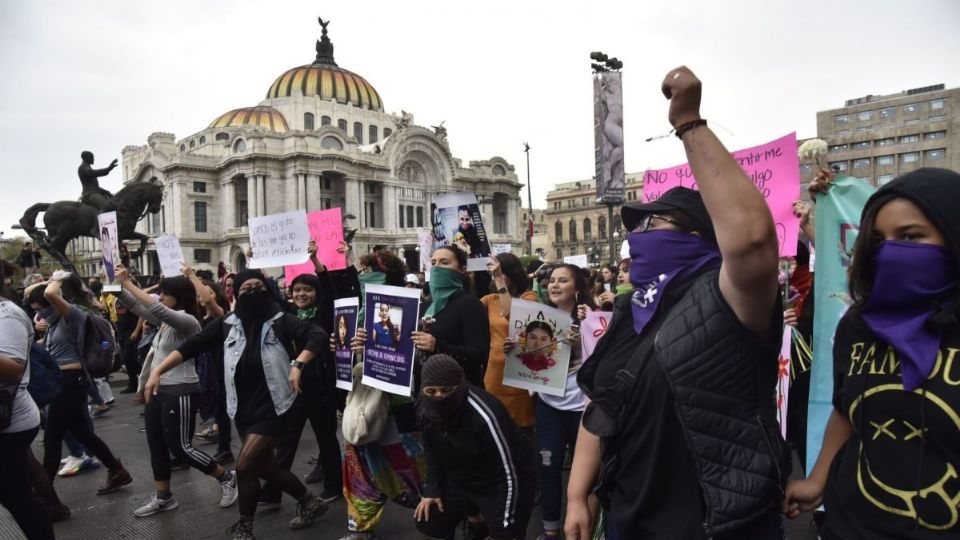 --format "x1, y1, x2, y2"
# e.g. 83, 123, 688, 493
147, 269, 329, 540
569, 67, 787, 540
